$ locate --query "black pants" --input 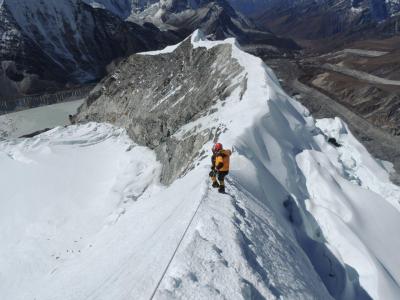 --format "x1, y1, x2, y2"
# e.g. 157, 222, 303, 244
217, 171, 229, 187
